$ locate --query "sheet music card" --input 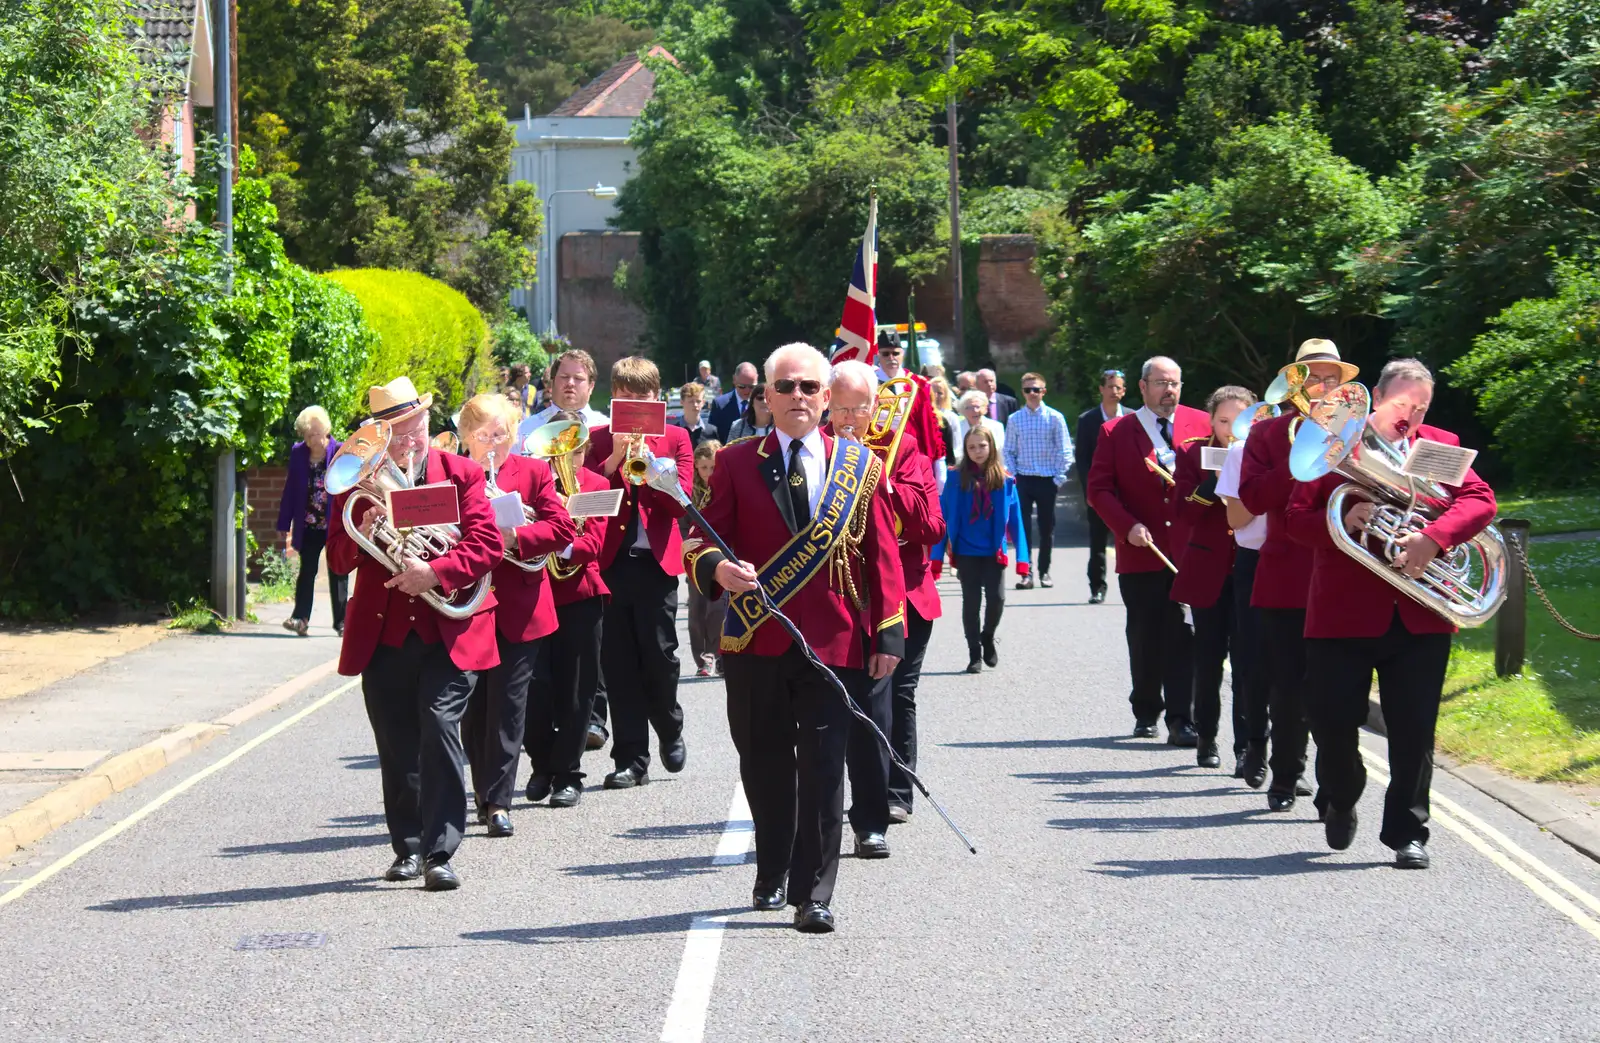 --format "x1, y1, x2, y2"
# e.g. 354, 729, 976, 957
610, 399, 667, 438
1401, 439, 1477, 487
489, 490, 526, 529
565, 488, 625, 519
388, 481, 461, 529
1201, 446, 1229, 472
